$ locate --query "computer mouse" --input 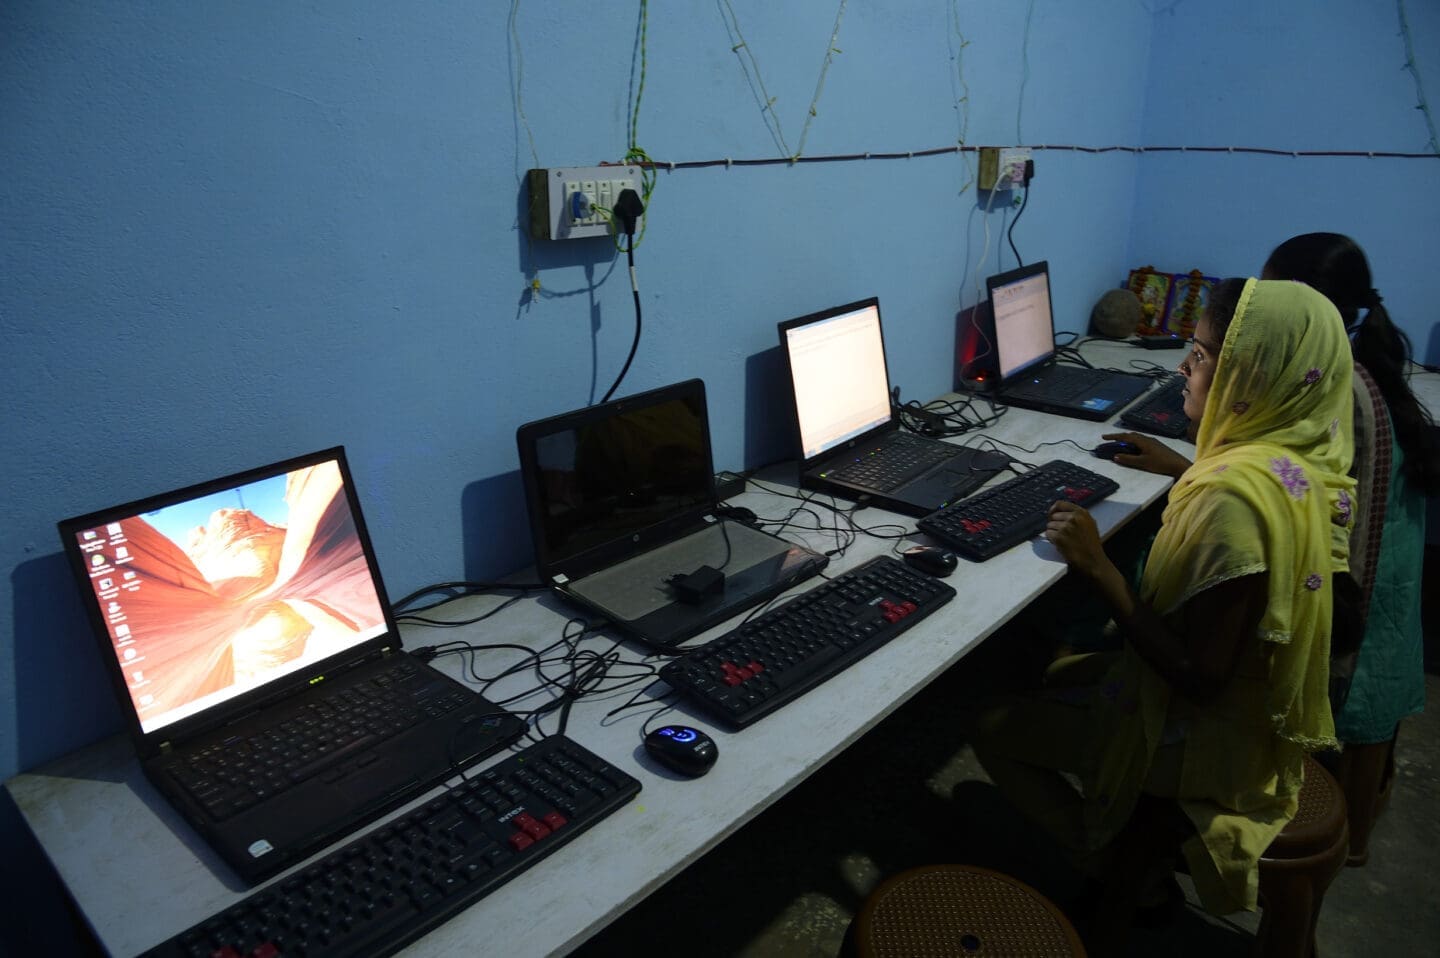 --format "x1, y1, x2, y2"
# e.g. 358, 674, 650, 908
1093, 440, 1140, 461
901, 545, 958, 577
643, 725, 719, 778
